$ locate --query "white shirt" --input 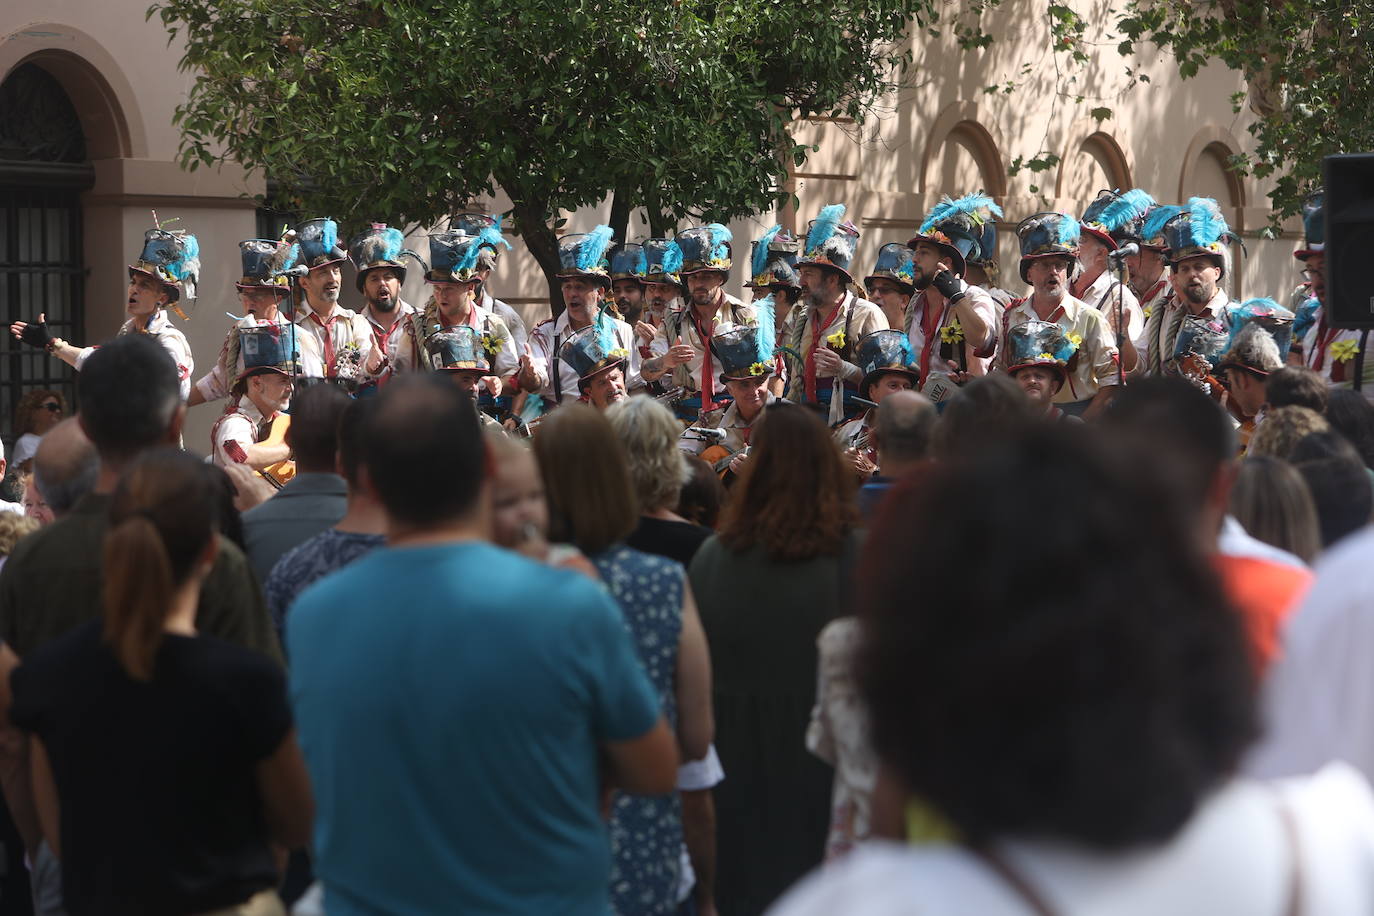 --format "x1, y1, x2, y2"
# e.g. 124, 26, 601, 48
529, 310, 642, 404
481, 291, 529, 354
292, 303, 374, 379
362, 299, 416, 383
210, 398, 271, 468
650, 295, 756, 394
769, 764, 1374, 916
194, 315, 296, 403
1303, 308, 1374, 399
75, 310, 193, 402
1000, 295, 1120, 403
904, 285, 1000, 384
11, 433, 41, 469
1076, 268, 1144, 350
